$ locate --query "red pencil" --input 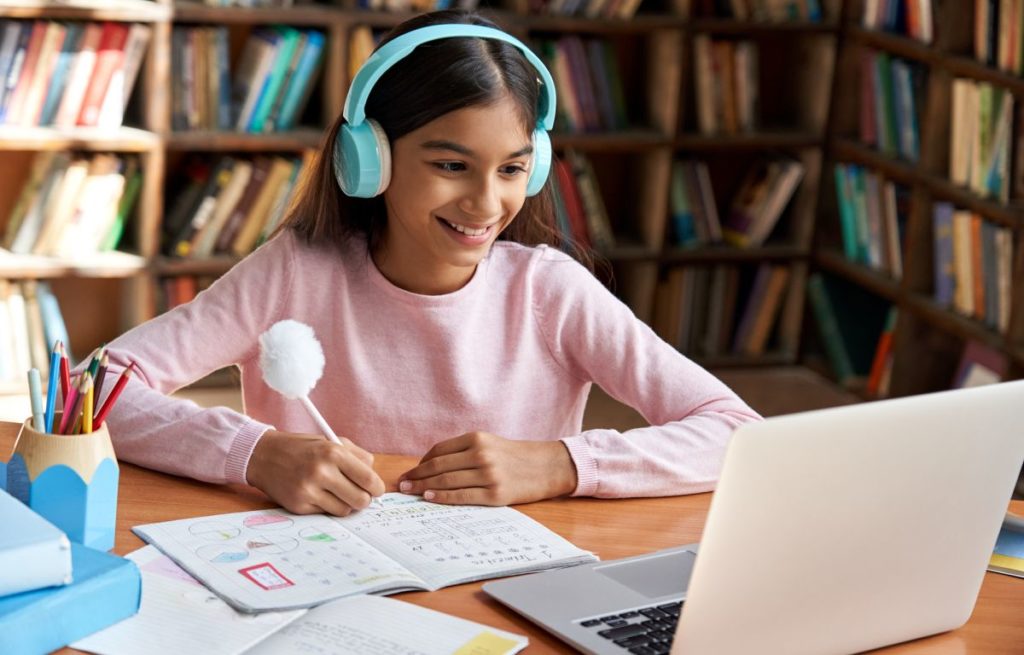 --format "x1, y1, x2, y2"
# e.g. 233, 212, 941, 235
94, 363, 135, 429
60, 373, 89, 435
57, 341, 71, 404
